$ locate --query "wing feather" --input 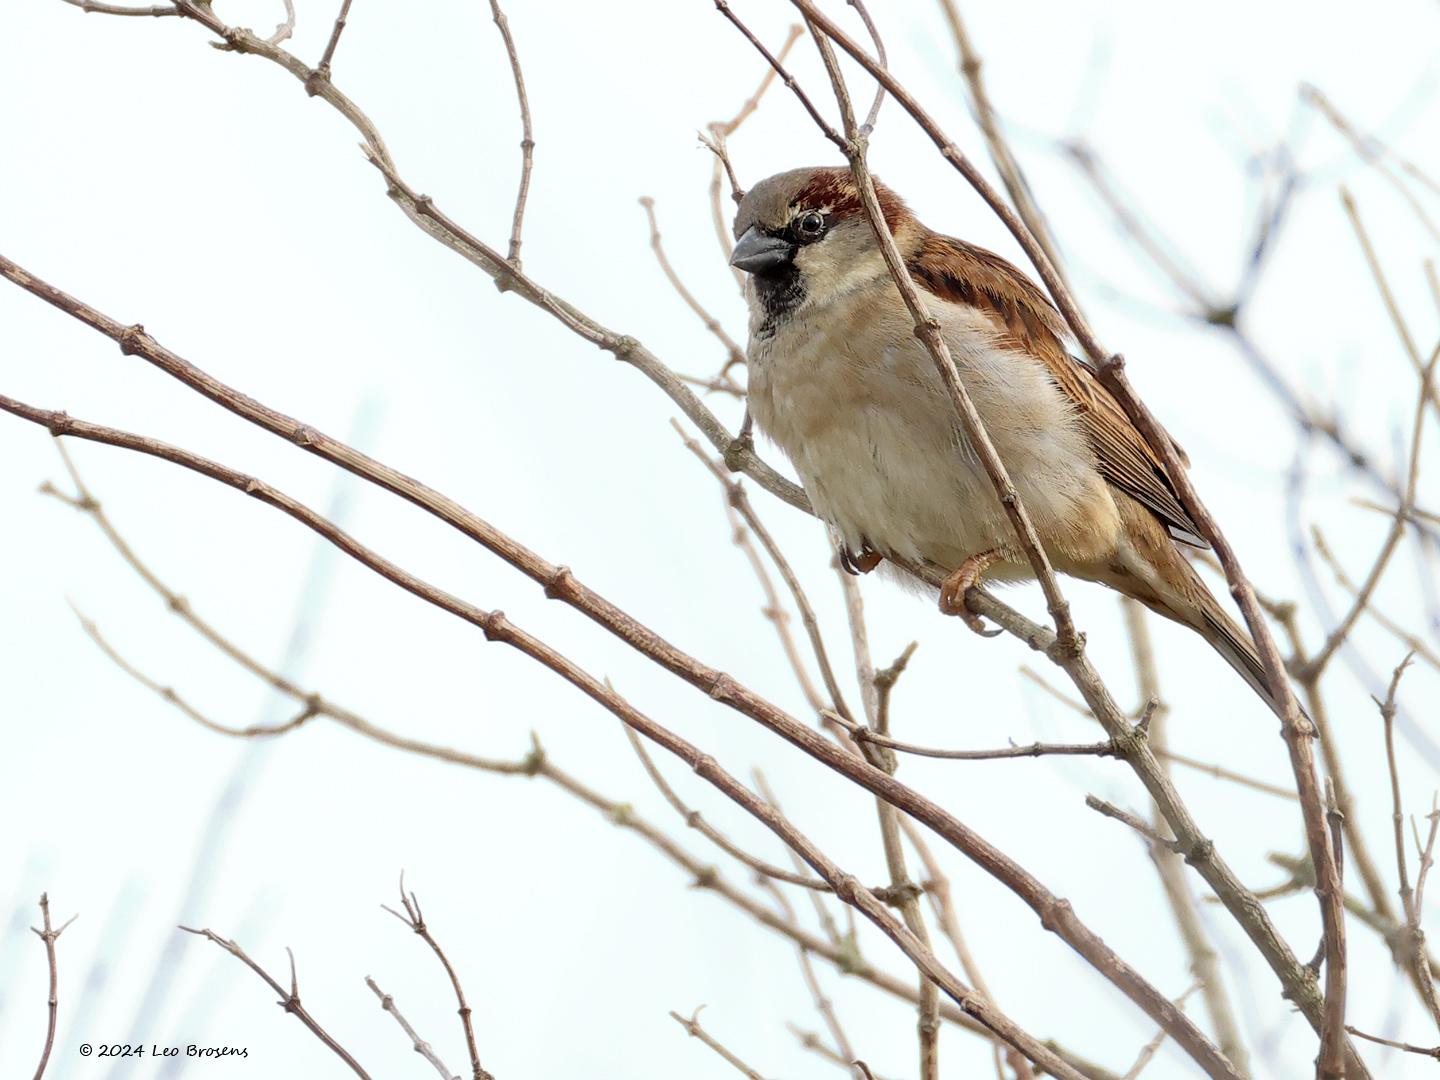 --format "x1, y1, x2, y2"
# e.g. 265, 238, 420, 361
906, 232, 1207, 549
